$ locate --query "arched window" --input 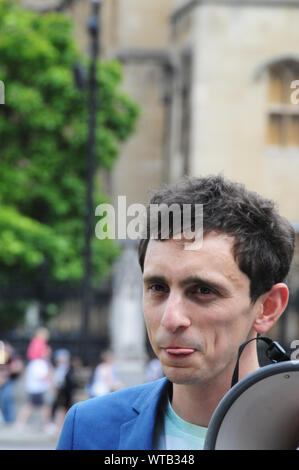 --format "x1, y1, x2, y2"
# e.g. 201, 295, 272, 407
266, 58, 299, 147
